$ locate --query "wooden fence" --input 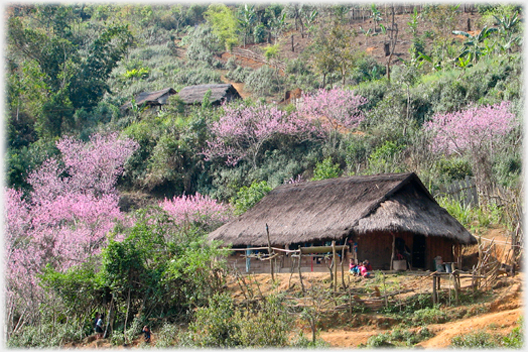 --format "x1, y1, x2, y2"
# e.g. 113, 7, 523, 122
347, 3, 477, 23
437, 176, 479, 207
